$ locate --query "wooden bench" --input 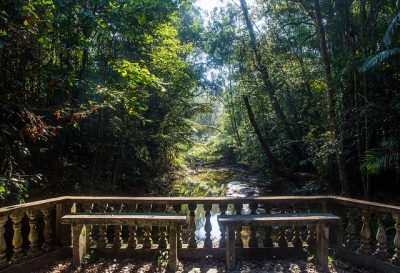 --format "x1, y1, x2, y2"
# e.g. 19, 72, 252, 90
62, 213, 187, 271
218, 213, 341, 272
